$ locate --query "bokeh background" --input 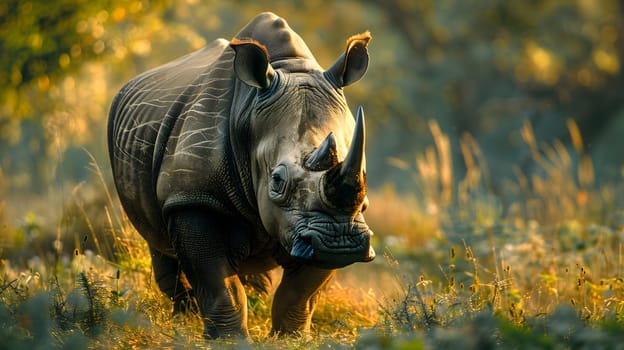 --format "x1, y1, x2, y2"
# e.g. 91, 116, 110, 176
1, 0, 623, 248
